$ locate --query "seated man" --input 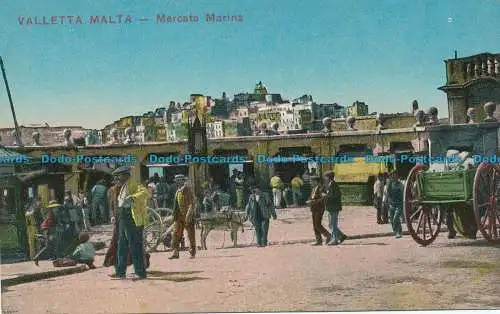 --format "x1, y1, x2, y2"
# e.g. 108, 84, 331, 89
53, 233, 96, 269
